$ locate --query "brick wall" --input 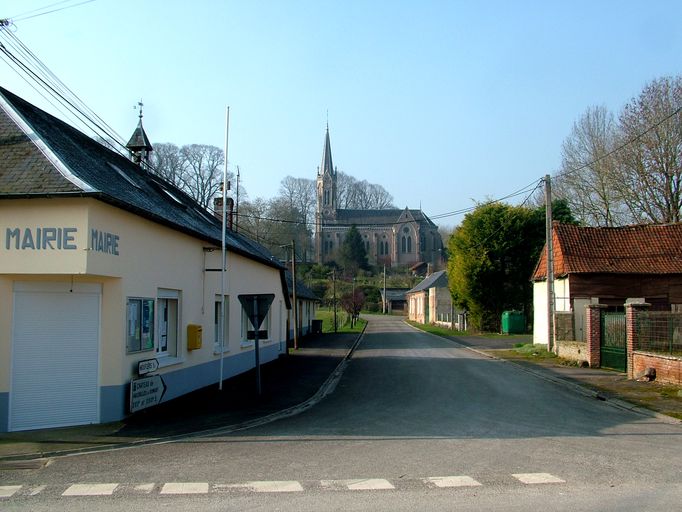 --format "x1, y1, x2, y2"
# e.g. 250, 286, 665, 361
632, 352, 682, 385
